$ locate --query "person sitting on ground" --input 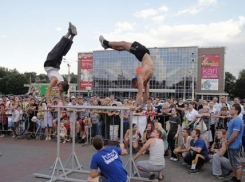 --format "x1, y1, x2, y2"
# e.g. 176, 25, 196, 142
81, 116, 91, 140
154, 122, 168, 154
87, 135, 128, 182
133, 129, 165, 181
142, 123, 154, 144
173, 128, 192, 159
124, 123, 141, 150
210, 129, 232, 179
99, 36, 154, 111
145, 105, 156, 125
60, 122, 67, 144
44, 22, 77, 107
184, 129, 210, 174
